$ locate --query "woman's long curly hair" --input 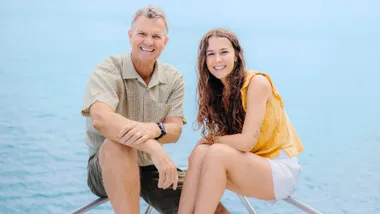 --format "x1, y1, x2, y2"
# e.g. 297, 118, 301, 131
196, 28, 247, 141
